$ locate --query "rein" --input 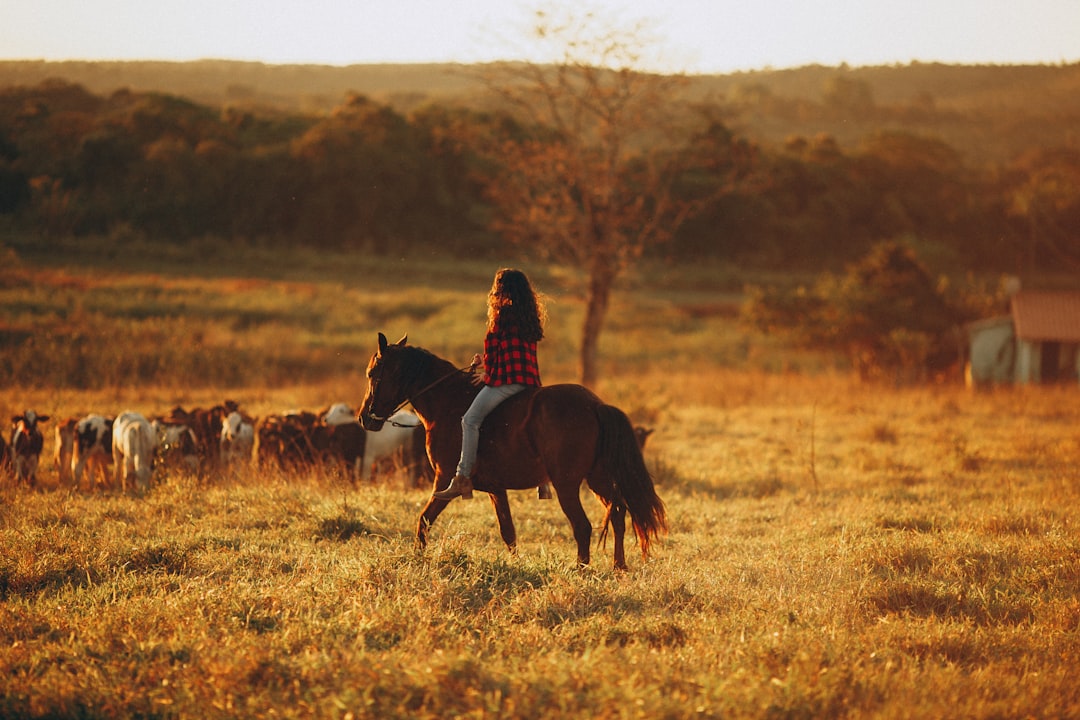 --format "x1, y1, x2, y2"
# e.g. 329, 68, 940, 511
368, 359, 475, 426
